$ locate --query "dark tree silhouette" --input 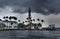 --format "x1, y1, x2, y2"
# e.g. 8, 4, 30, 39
22, 22, 24, 24
9, 16, 11, 20
41, 19, 44, 23
18, 23, 25, 29
0, 23, 6, 28
5, 16, 9, 20
3, 16, 6, 20
33, 19, 35, 21
6, 16, 8, 19
9, 16, 17, 21
30, 19, 32, 22
3, 16, 5, 19
37, 18, 40, 21
26, 18, 29, 20
11, 16, 17, 20
38, 23, 42, 27
5, 20, 8, 21
5, 20, 8, 27
25, 21, 27, 23
18, 20, 20, 22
